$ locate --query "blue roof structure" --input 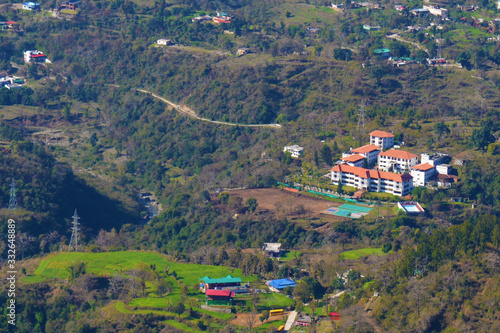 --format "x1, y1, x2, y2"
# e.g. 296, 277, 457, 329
267, 278, 296, 290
